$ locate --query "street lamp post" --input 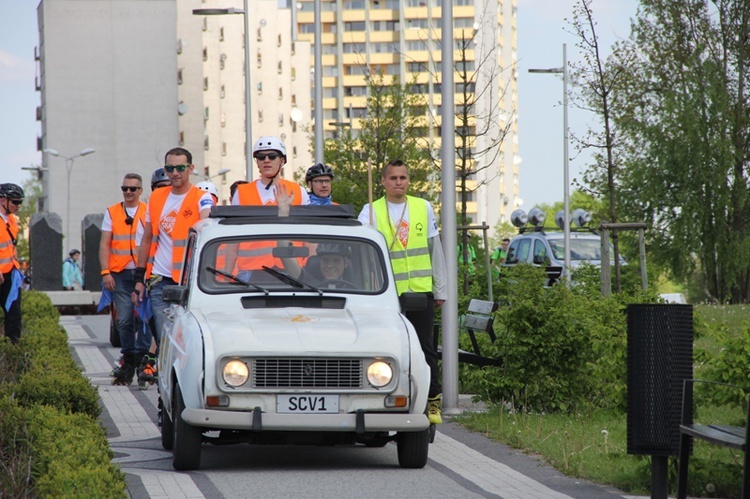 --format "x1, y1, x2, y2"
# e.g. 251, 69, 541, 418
193, 3, 253, 182
42, 147, 96, 239
529, 43, 570, 286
